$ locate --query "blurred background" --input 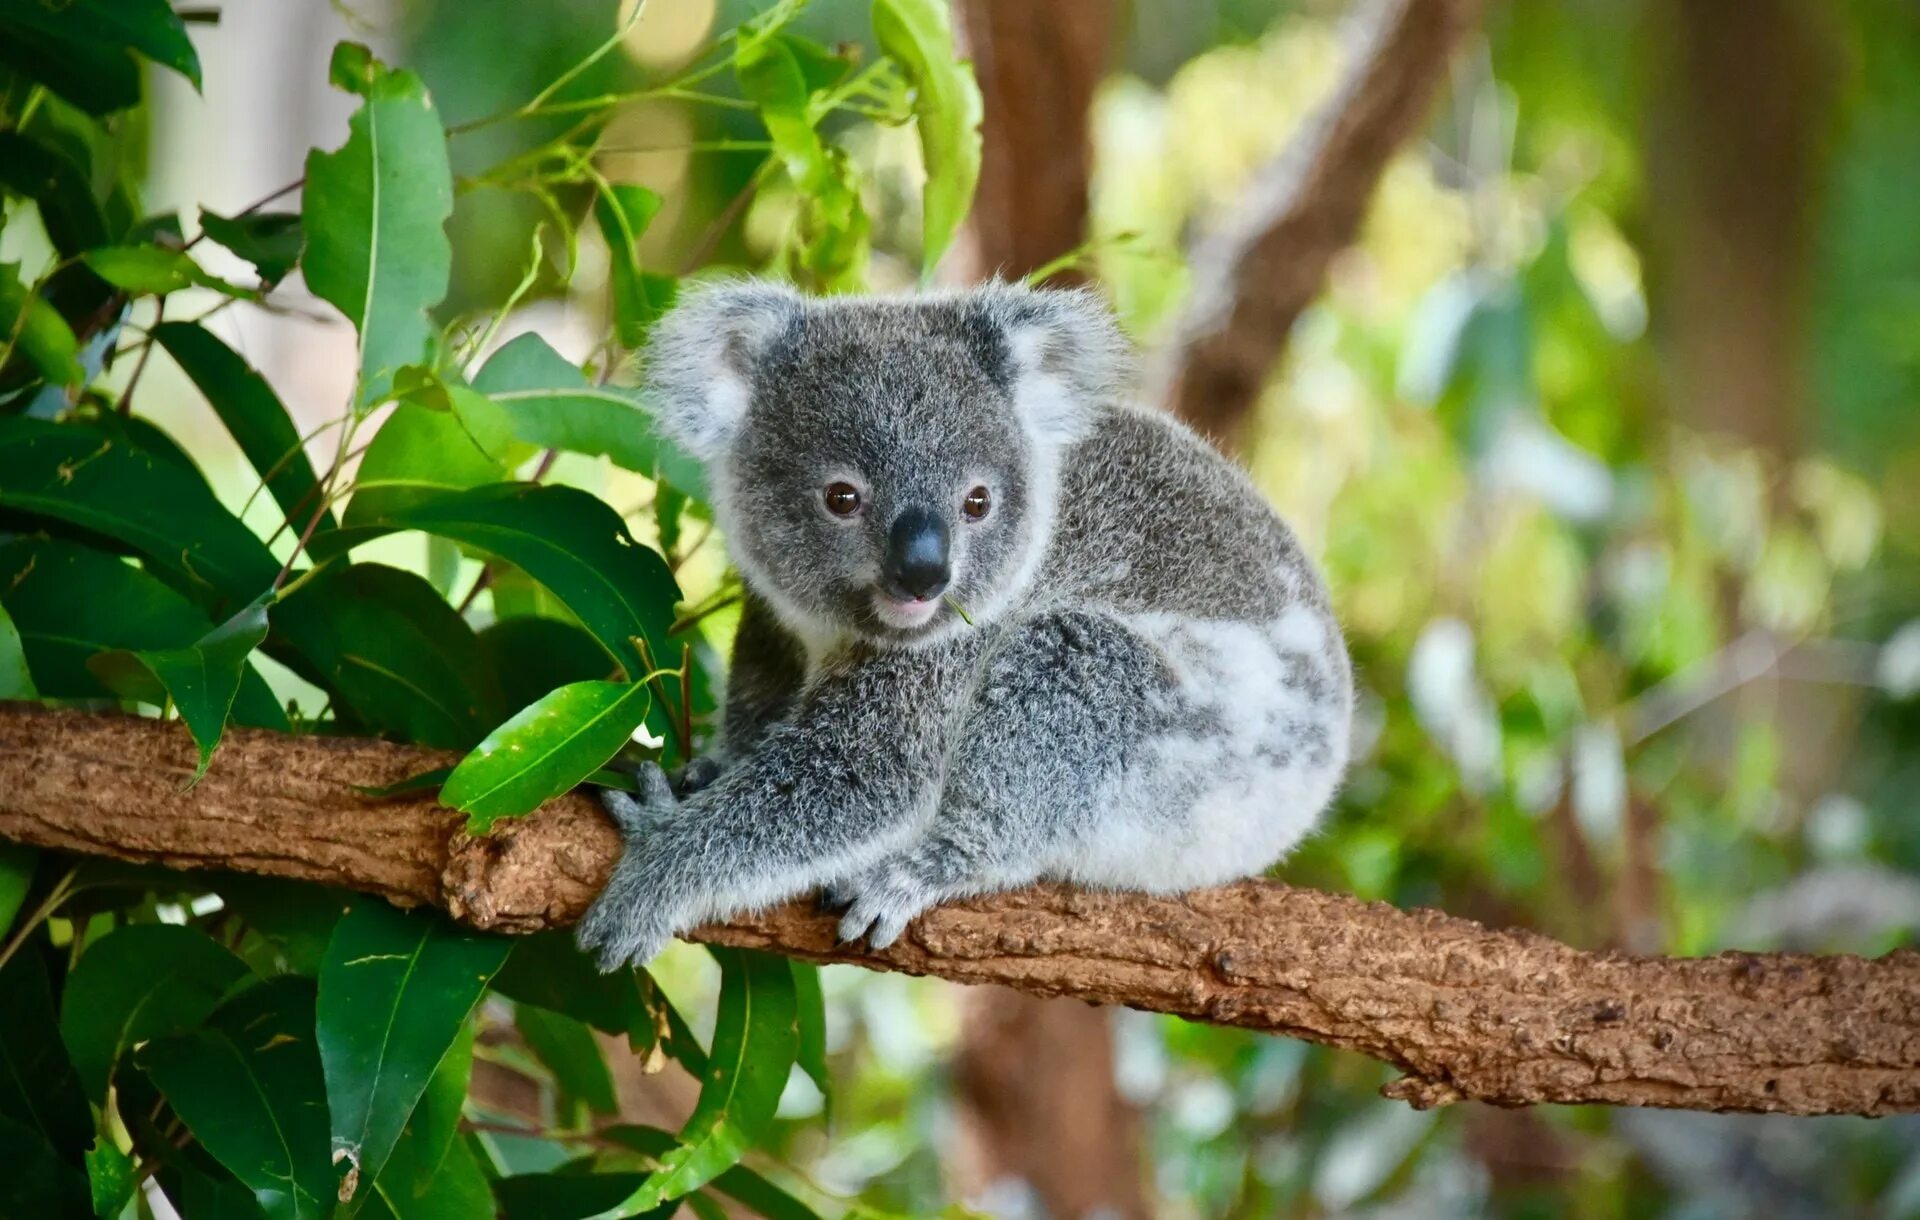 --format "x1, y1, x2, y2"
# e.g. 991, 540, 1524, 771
47, 0, 1920, 1215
